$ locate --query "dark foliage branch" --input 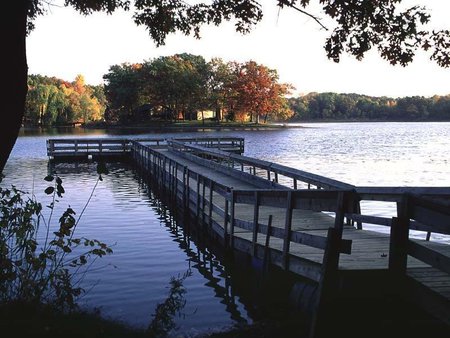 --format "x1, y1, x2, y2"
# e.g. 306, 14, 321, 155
26, 1, 450, 67
133, 0, 263, 46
